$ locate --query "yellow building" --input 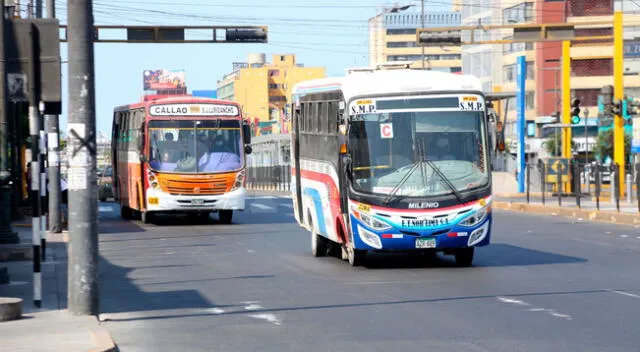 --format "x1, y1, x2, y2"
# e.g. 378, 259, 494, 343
368, 8, 462, 73
217, 54, 325, 134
